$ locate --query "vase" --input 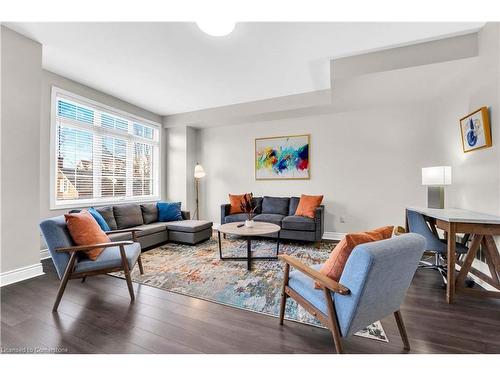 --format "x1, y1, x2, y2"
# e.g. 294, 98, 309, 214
245, 220, 255, 228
